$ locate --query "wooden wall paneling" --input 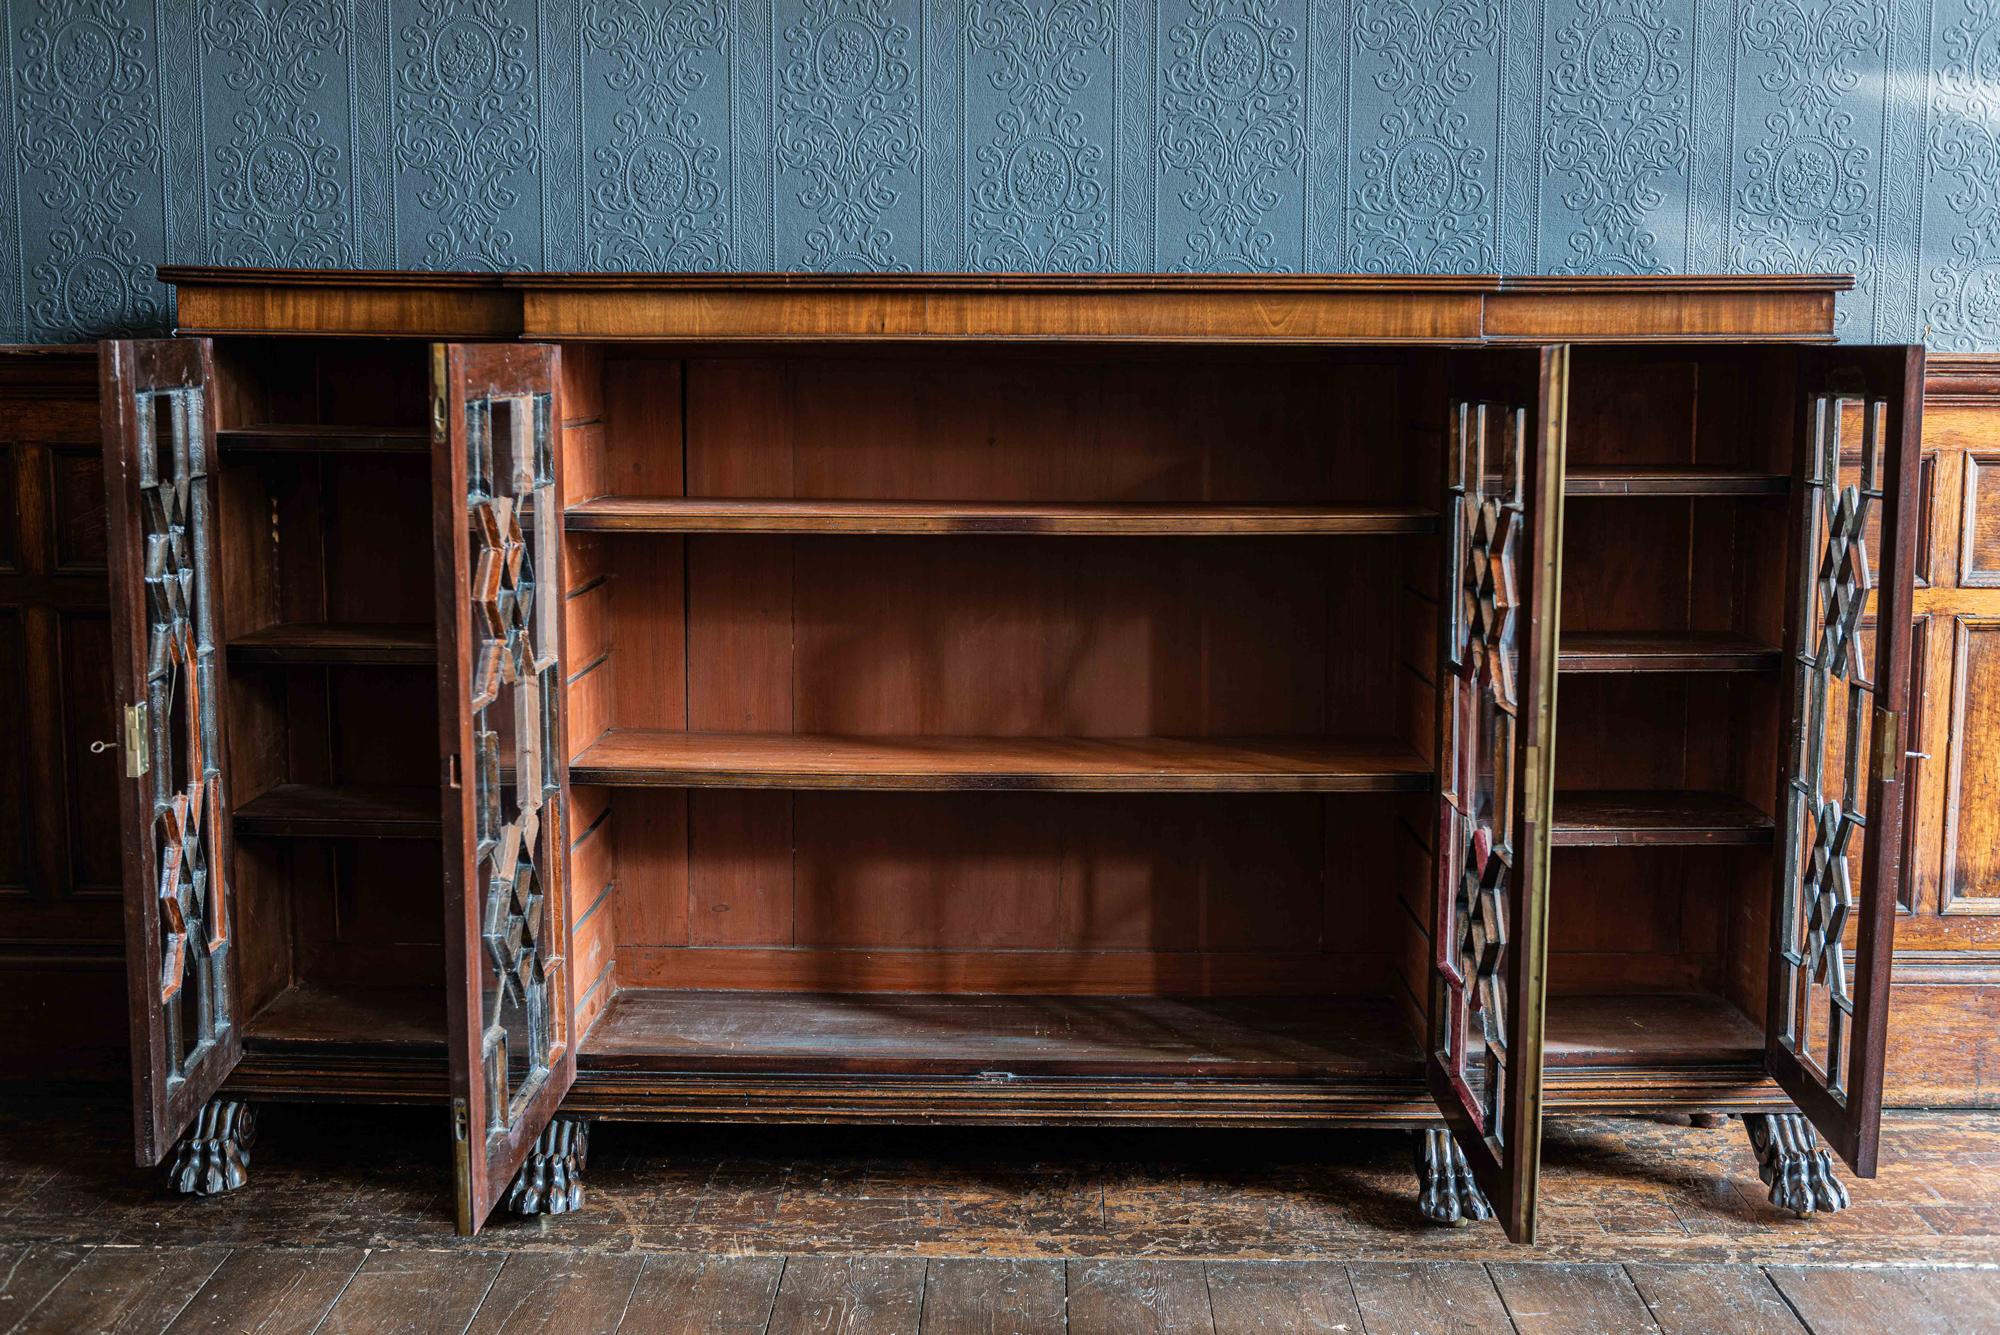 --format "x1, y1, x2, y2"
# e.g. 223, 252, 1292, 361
563, 537, 613, 756
603, 538, 682, 736
1056, 794, 1201, 952
609, 946, 1375, 995
1958, 454, 2000, 586
609, 789, 687, 952
326, 667, 438, 788
1905, 613, 1951, 915
0, 348, 124, 1079
1389, 798, 1435, 1040
1547, 850, 1691, 976
0, 607, 25, 896
1319, 793, 1403, 983
230, 836, 296, 1022
563, 568, 611, 697
291, 839, 447, 989
792, 793, 1064, 952
311, 343, 430, 429
1941, 617, 2000, 916
568, 784, 616, 1037
1549, 675, 1691, 790
1566, 353, 1698, 470
322, 455, 435, 626
558, 343, 607, 507
682, 361, 791, 952
1880, 357, 2000, 1104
